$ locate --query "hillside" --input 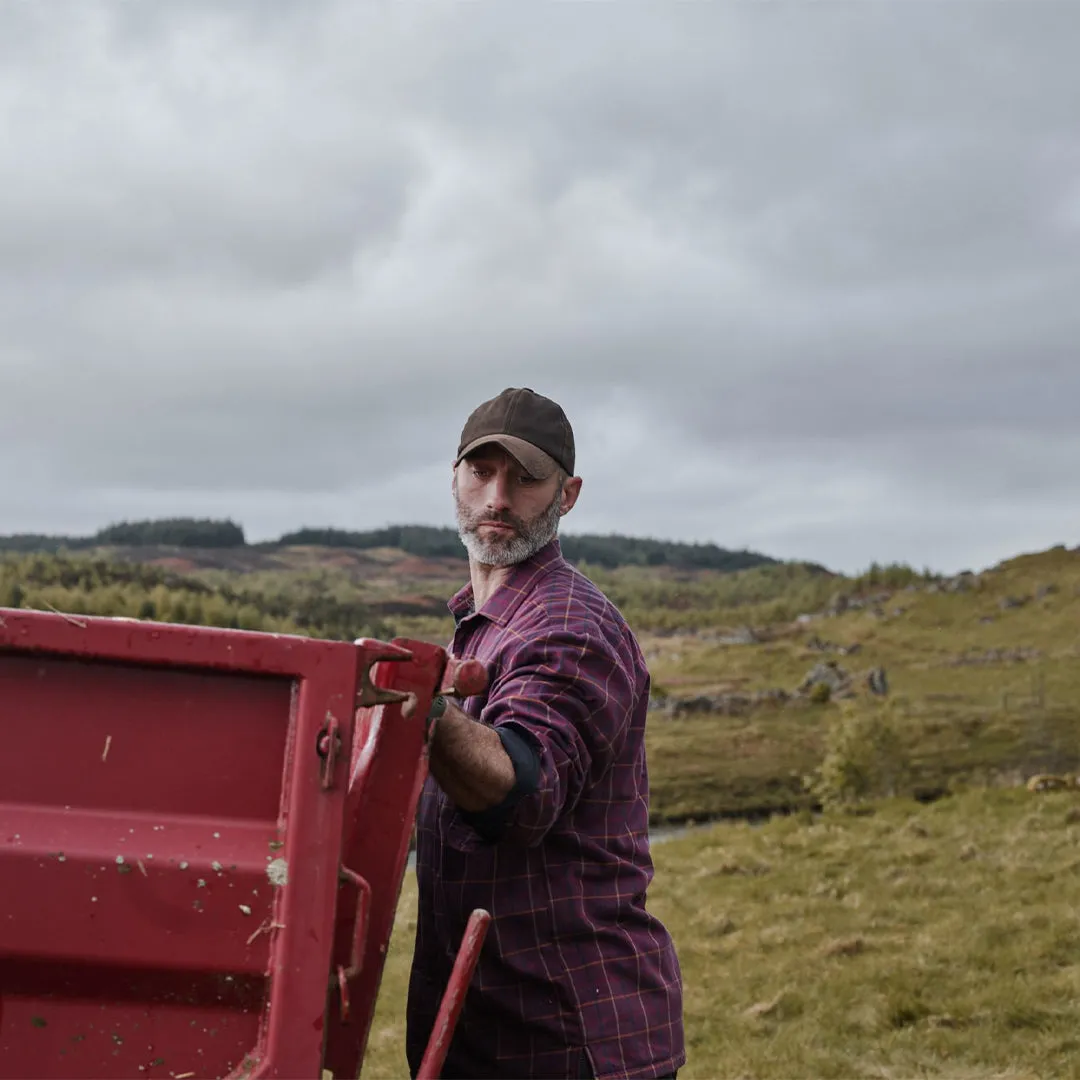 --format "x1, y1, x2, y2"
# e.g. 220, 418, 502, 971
2, 535, 1078, 824
641, 543, 1080, 821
